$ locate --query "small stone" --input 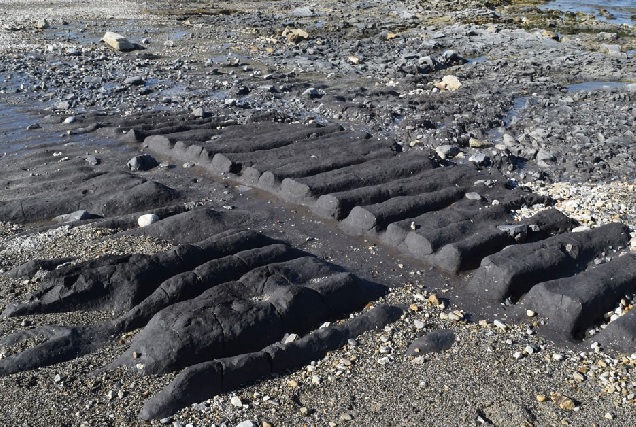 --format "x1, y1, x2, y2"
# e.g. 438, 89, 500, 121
573, 372, 585, 382
299, 407, 308, 415
427, 294, 440, 306
552, 354, 563, 361
85, 155, 99, 166
230, 396, 243, 407
513, 351, 523, 359
292, 6, 313, 17
409, 304, 418, 312
465, 192, 482, 200
124, 76, 144, 86
236, 422, 256, 427
302, 88, 320, 98
262, 422, 273, 427
435, 145, 460, 160
288, 380, 298, 387
448, 311, 463, 321
493, 319, 506, 330
282, 28, 308, 43
550, 393, 575, 410
524, 345, 535, 355
348, 56, 360, 65
284, 333, 299, 344
469, 138, 493, 148
441, 75, 461, 91
64, 116, 75, 124
469, 152, 489, 165
35, 18, 50, 29
192, 107, 208, 118
542, 30, 560, 41
414, 319, 425, 329
340, 413, 353, 421
536, 394, 547, 402
138, 214, 159, 228
605, 413, 613, 420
